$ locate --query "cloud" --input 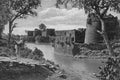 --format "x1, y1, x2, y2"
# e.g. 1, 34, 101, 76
4, 6, 120, 35
39, 8, 66, 19
48, 24, 86, 30
4, 7, 87, 35
4, 0, 120, 35
42, 8, 87, 26
5, 24, 85, 35
15, 7, 87, 28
